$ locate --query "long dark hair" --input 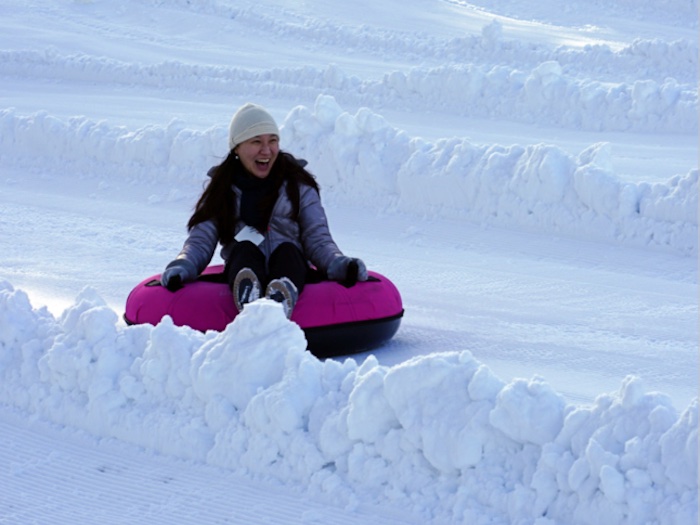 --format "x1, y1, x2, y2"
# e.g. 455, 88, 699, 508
187, 150, 320, 244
